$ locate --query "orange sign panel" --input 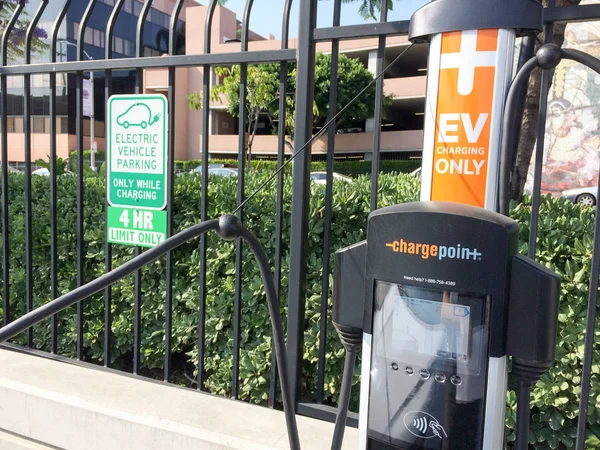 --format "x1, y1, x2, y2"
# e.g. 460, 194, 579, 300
431, 29, 499, 207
